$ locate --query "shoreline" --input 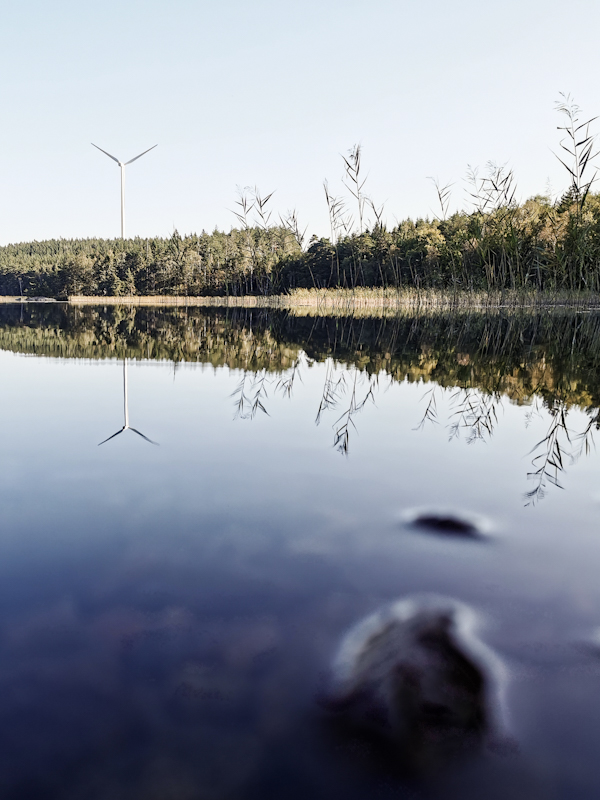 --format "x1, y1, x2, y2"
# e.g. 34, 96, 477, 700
1, 288, 600, 312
